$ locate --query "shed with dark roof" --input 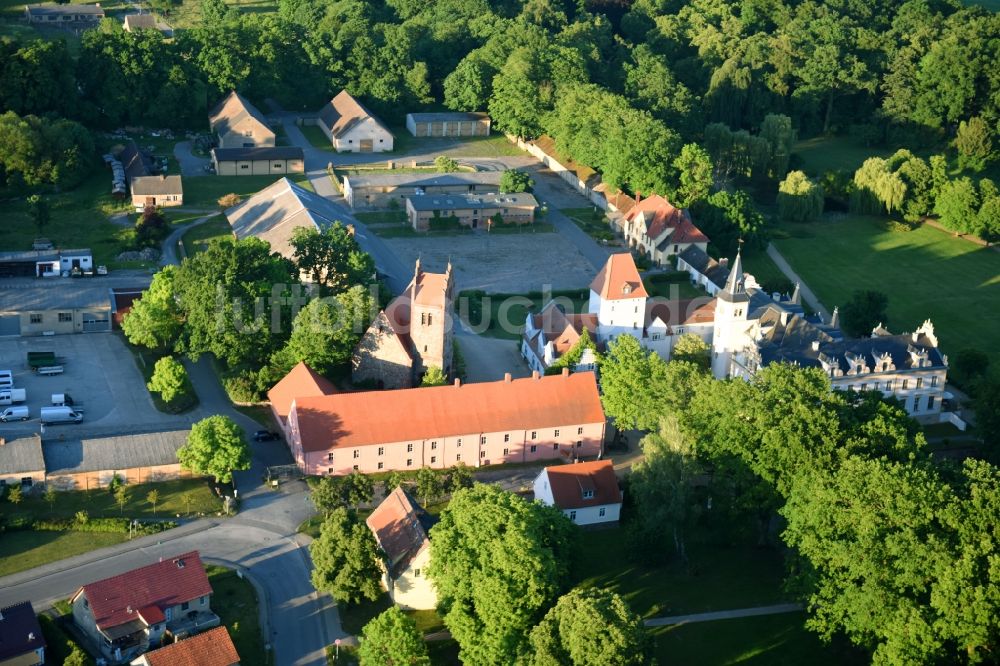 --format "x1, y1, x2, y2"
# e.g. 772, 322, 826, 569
0, 601, 46, 665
